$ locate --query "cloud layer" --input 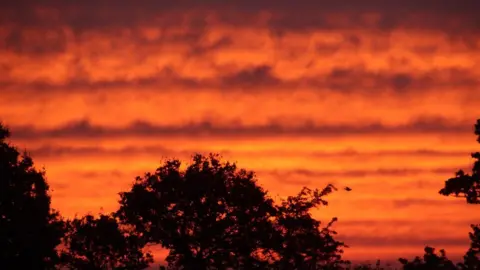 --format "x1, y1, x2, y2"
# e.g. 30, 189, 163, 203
1, 0, 479, 264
